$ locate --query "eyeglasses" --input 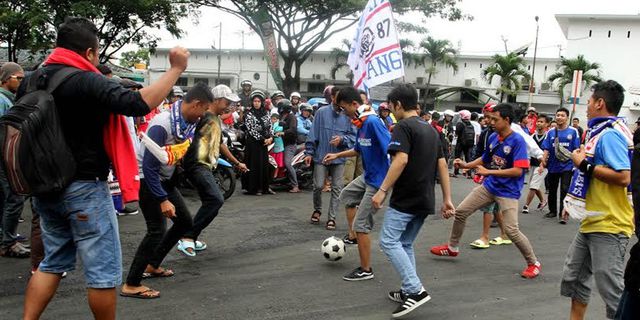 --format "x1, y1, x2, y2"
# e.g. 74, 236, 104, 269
10, 75, 24, 81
